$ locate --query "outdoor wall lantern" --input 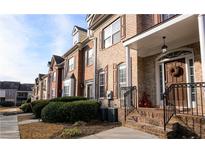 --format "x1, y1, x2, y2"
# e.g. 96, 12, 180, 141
161, 36, 168, 53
